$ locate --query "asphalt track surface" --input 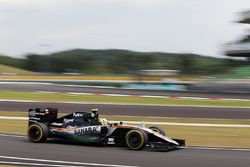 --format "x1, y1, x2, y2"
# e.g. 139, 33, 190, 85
1, 101, 250, 119
0, 134, 250, 167
1, 83, 250, 99
1, 84, 250, 166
